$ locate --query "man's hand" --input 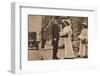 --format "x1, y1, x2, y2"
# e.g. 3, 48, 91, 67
54, 38, 57, 41
82, 40, 85, 44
